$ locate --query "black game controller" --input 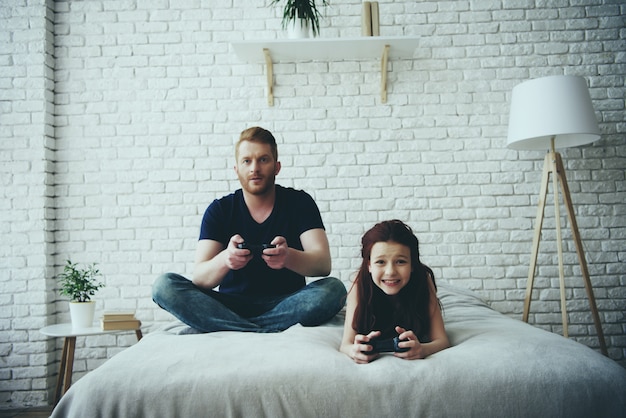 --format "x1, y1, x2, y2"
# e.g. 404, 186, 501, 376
362, 336, 410, 355
237, 242, 276, 257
